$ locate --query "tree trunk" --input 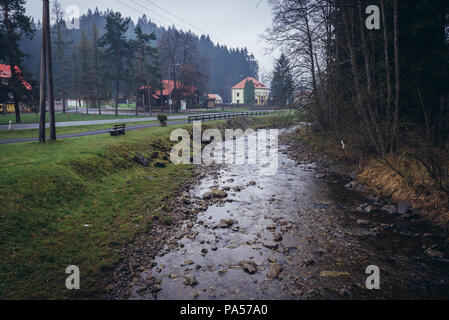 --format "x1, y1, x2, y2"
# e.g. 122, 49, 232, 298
115, 64, 120, 116
392, 0, 400, 151
358, 0, 386, 156
381, 0, 393, 142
